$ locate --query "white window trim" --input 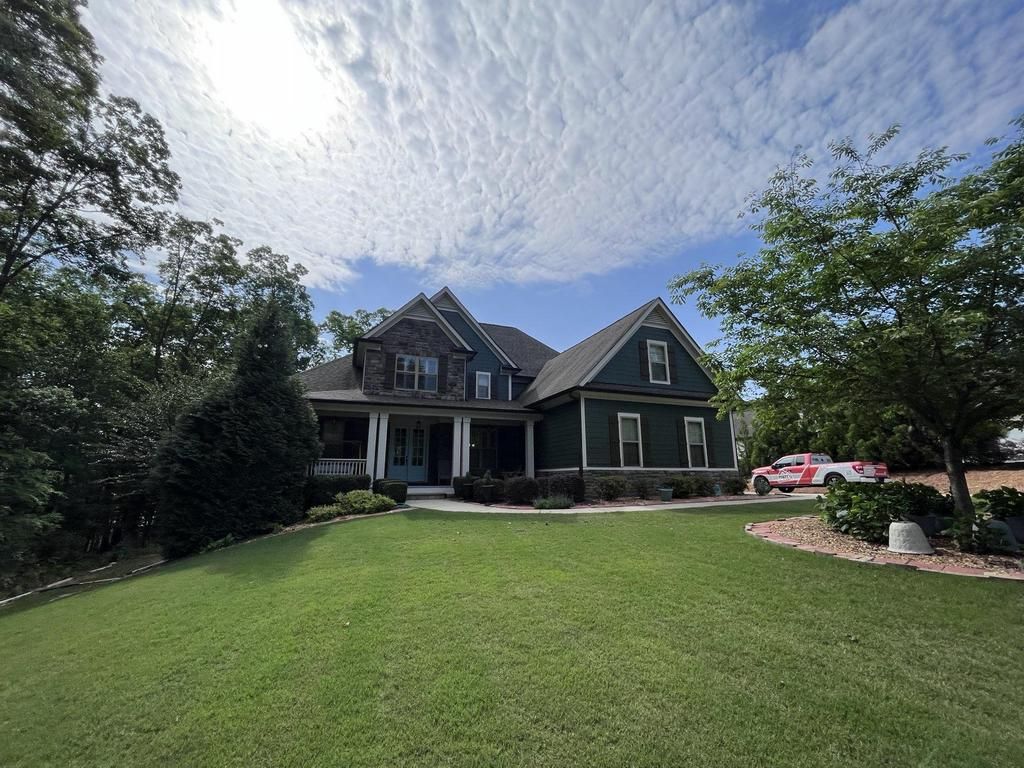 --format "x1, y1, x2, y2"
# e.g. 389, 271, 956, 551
475, 371, 491, 400
684, 416, 708, 468
618, 412, 643, 468
647, 339, 671, 385
395, 354, 439, 392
